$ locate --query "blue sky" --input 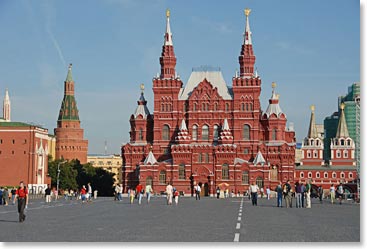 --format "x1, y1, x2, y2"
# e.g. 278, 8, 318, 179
0, 0, 359, 154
